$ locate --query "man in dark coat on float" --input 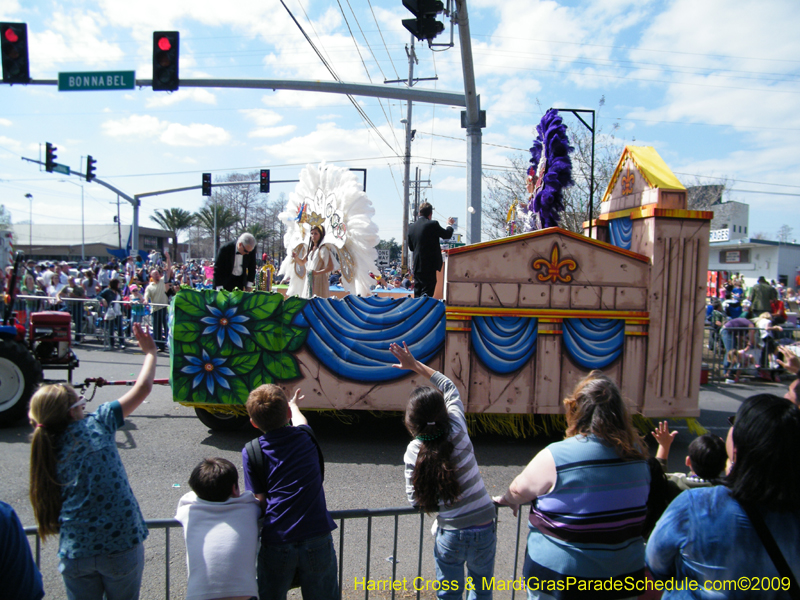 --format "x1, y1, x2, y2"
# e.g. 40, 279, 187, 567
213, 232, 257, 292
407, 202, 455, 298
